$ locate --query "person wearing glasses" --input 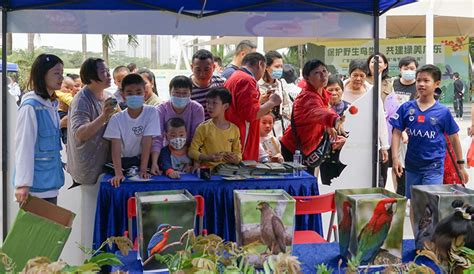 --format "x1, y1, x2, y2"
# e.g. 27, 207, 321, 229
280, 59, 343, 176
